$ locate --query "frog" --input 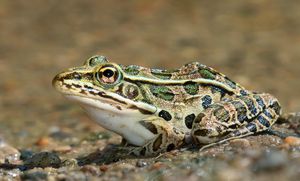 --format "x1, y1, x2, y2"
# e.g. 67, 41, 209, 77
52, 55, 281, 156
